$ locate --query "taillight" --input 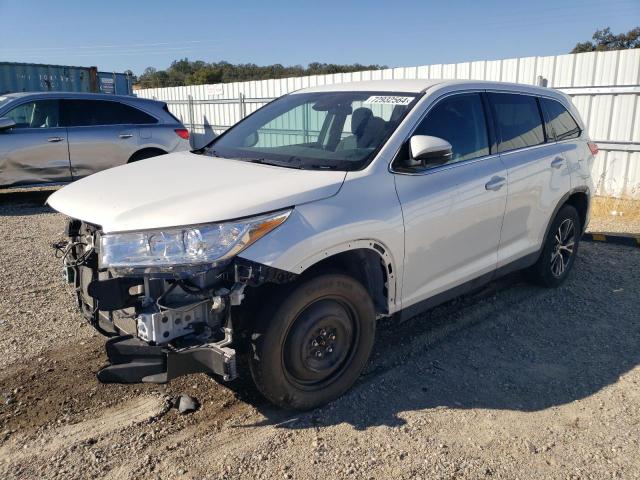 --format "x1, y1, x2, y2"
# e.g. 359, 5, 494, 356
587, 142, 599, 155
175, 128, 189, 140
